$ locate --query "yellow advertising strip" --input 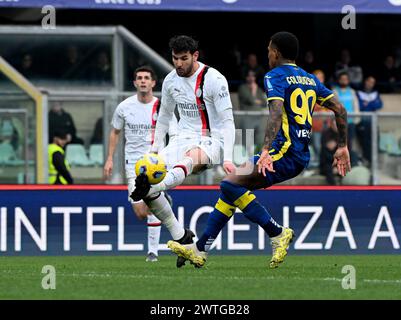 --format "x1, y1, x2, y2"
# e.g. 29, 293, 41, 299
0, 56, 44, 183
